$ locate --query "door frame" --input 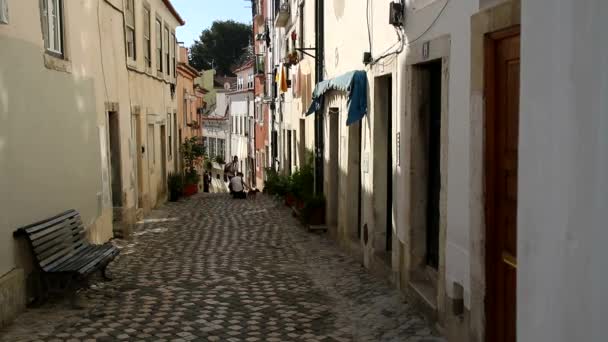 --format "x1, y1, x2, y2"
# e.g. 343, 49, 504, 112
469, 2, 520, 340
483, 25, 520, 342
